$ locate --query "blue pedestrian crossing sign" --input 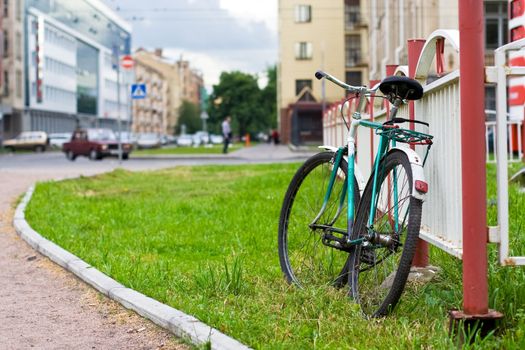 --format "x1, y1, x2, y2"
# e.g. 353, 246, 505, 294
131, 84, 147, 99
